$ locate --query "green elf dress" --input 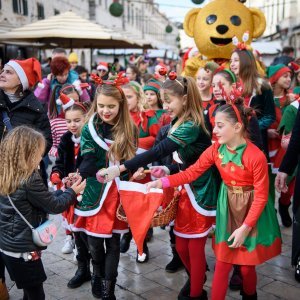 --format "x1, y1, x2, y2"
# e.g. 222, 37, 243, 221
166, 141, 281, 265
